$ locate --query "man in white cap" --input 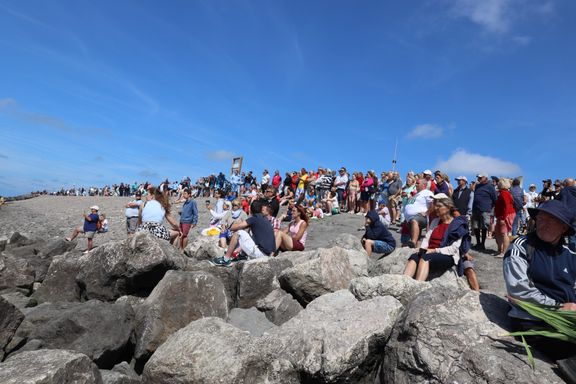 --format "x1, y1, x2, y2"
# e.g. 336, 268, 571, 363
65, 205, 100, 253
422, 170, 436, 192
452, 176, 473, 218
